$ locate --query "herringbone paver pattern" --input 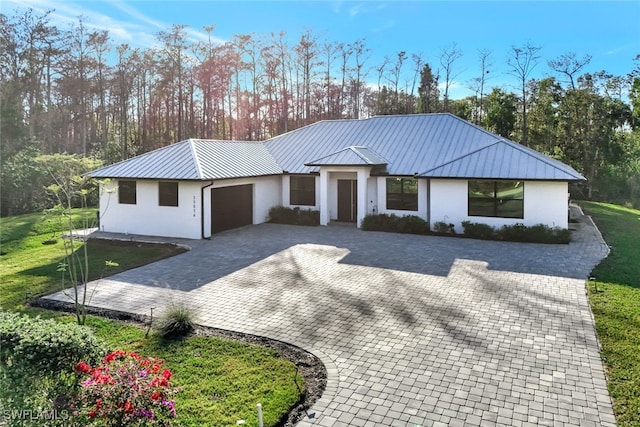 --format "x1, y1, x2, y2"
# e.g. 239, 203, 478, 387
45, 208, 614, 426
